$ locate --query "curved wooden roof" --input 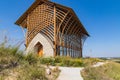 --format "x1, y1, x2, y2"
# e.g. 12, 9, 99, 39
15, 0, 89, 36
